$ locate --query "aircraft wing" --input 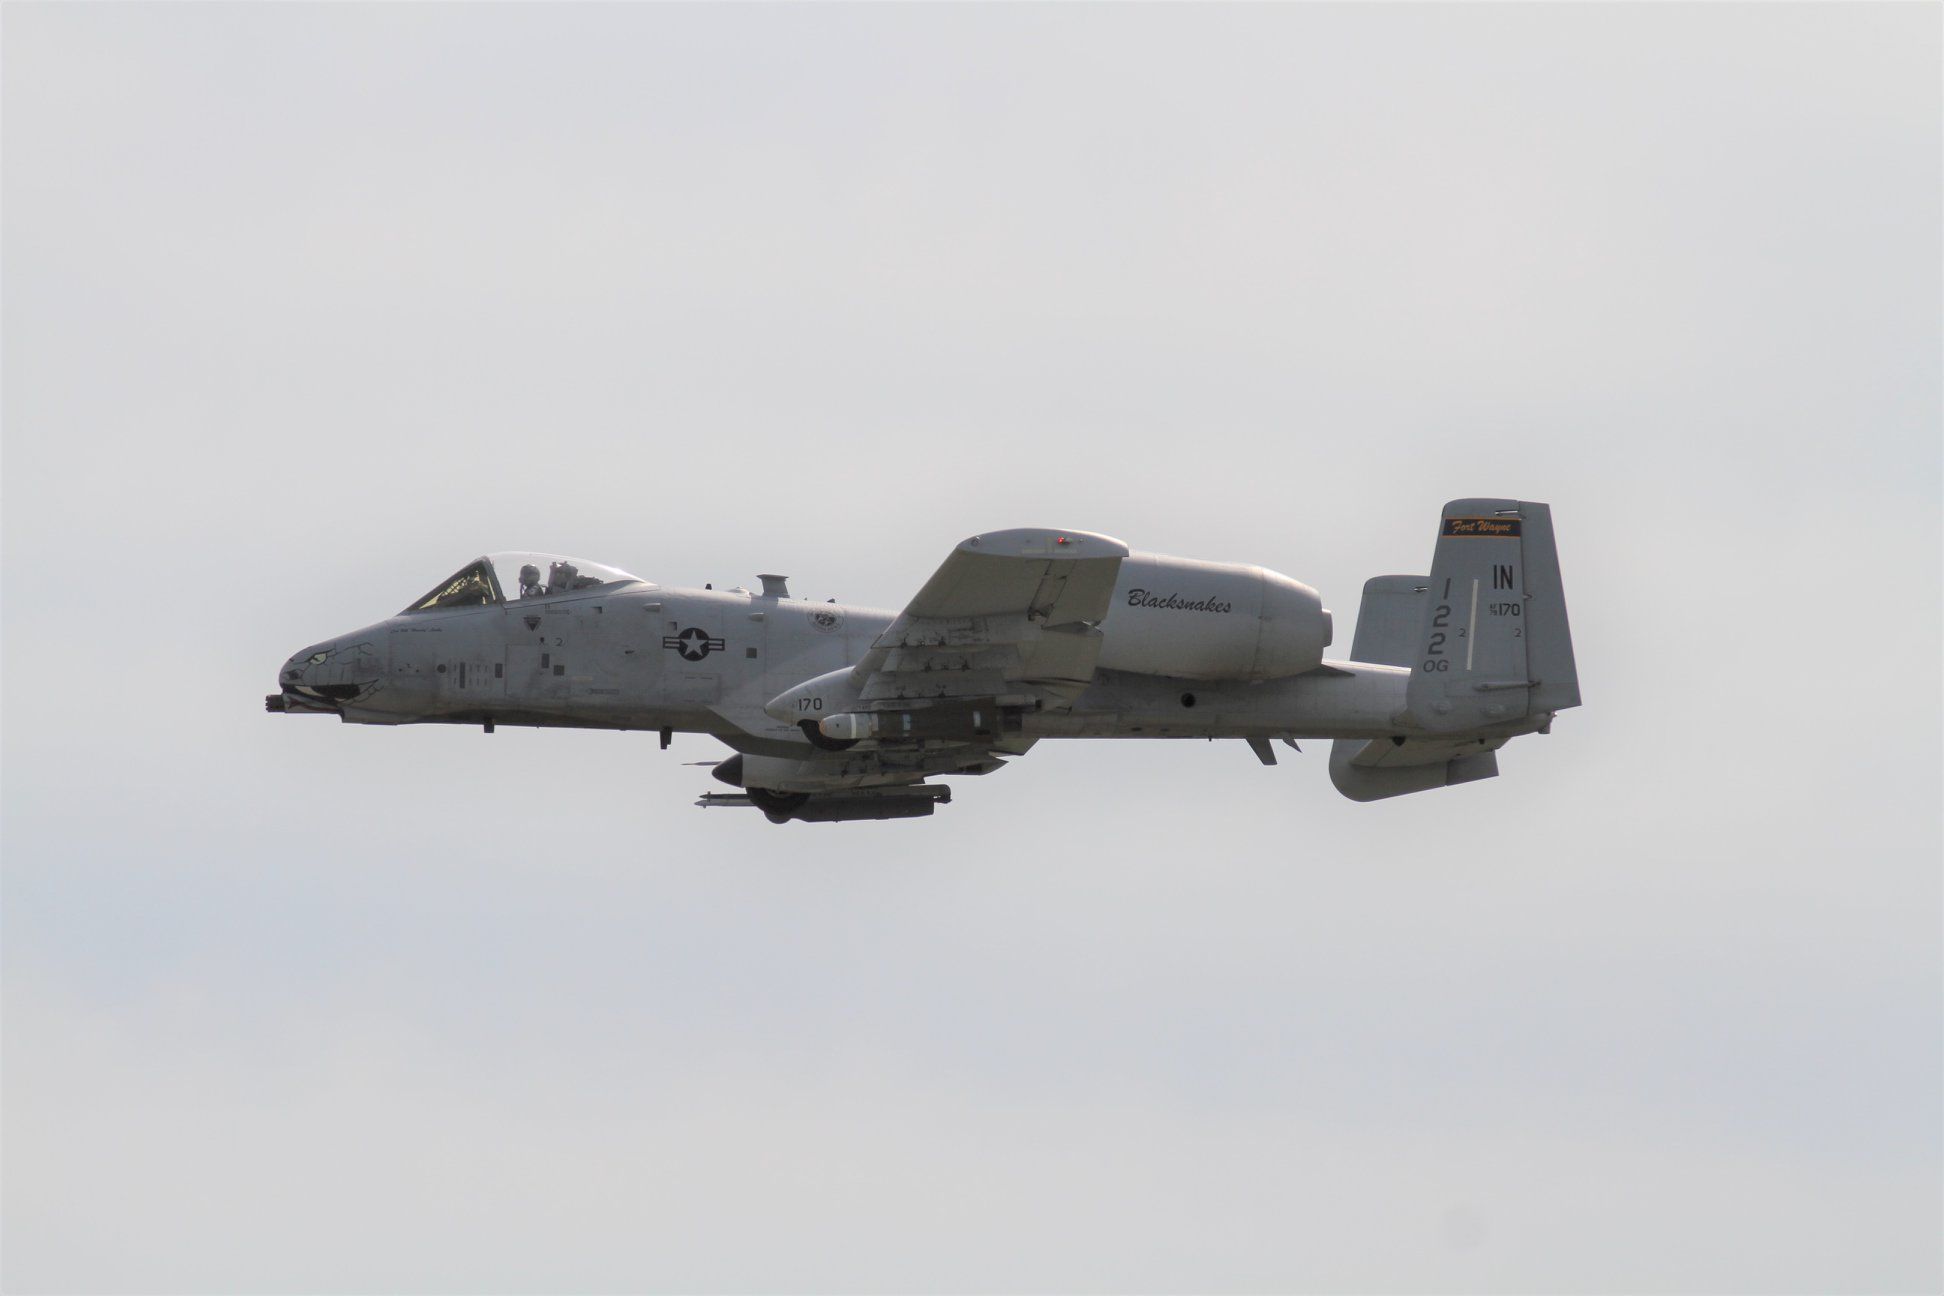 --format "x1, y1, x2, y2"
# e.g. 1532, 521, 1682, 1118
850, 528, 1129, 712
